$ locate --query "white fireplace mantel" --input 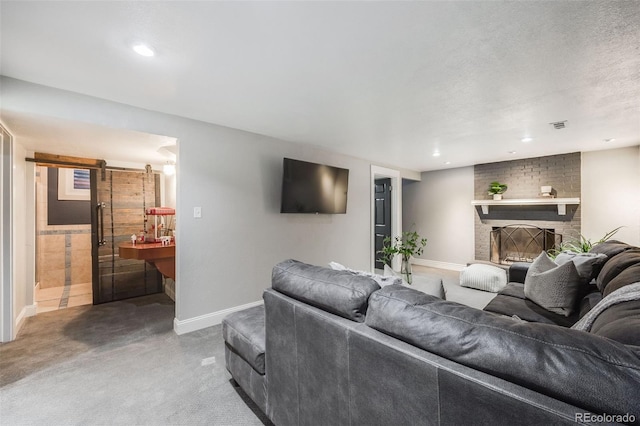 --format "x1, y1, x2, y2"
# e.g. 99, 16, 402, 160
471, 198, 580, 215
